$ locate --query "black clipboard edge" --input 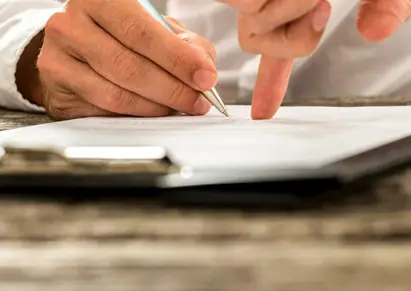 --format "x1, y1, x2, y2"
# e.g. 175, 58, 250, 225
325, 134, 411, 183
1, 135, 411, 208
